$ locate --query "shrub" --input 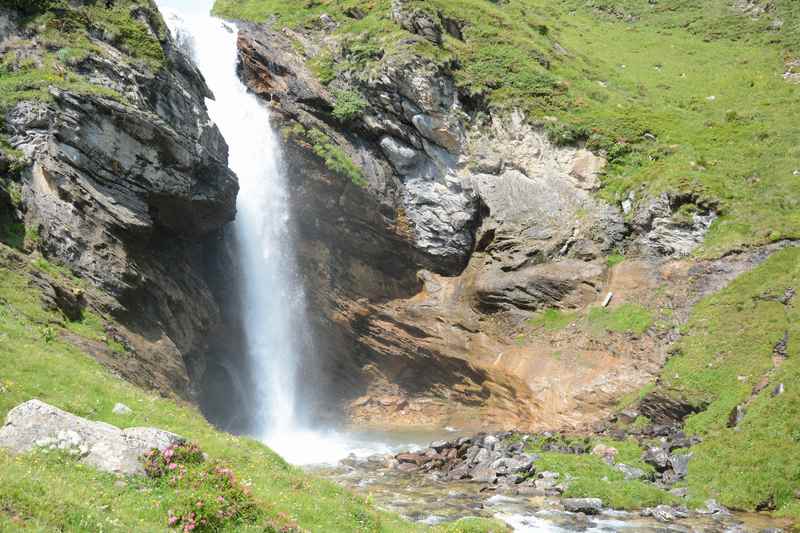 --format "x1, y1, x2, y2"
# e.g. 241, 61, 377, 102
144, 443, 263, 532
331, 89, 368, 122
307, 128, 367, 187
